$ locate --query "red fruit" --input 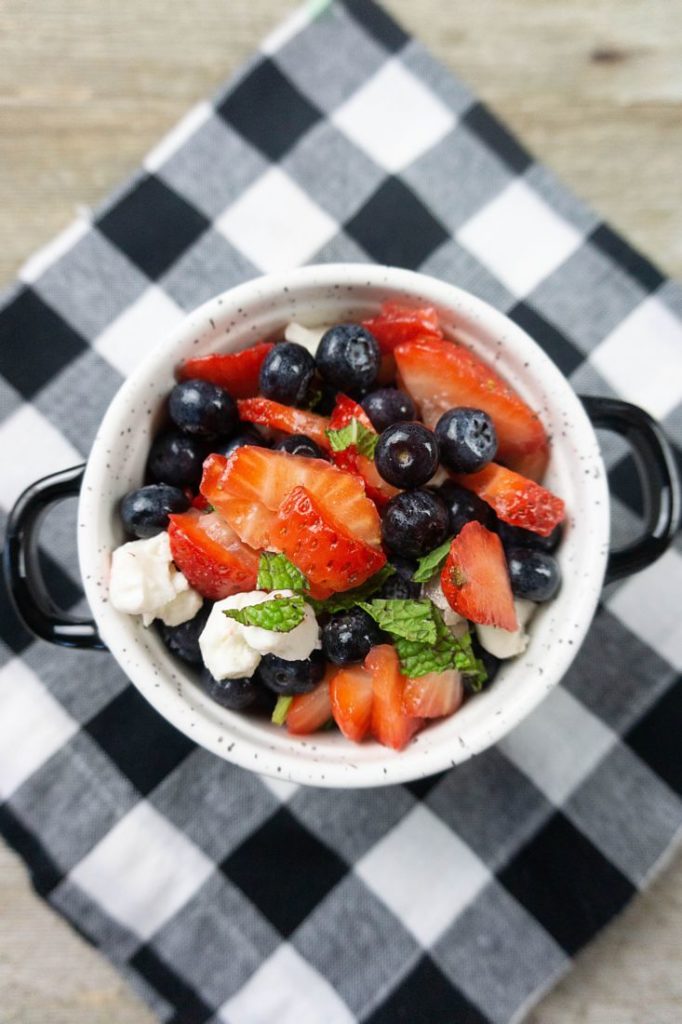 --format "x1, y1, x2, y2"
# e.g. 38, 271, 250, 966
272, 486, 386, 595
168, 509, 259, 600
403, 670, 464, 719
365, 645, 420, 751
177, 342, 273, 398
201, 448, 382, 549
330, 665, 374, 742
287, 671, 333, 735
190, 493, 211, 511
394, 336, 549, 481
452, 463, 565, 537
440, 521, 517, 631
237, 397, 331, 450
328, 394, 399, 507
363, 302, 442, 354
